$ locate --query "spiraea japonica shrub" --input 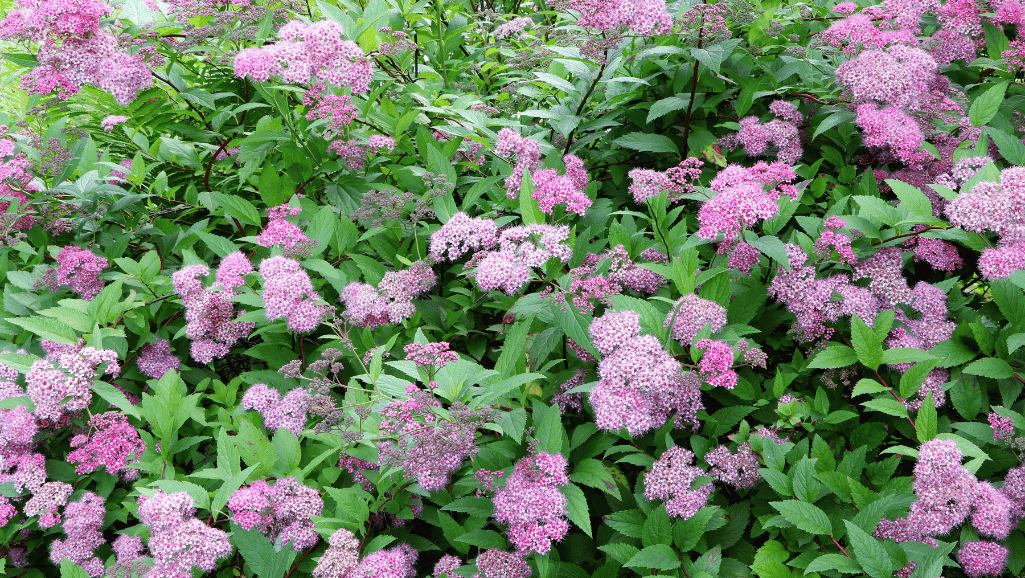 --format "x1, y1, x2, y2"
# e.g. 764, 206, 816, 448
2, 0, 1025, 575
